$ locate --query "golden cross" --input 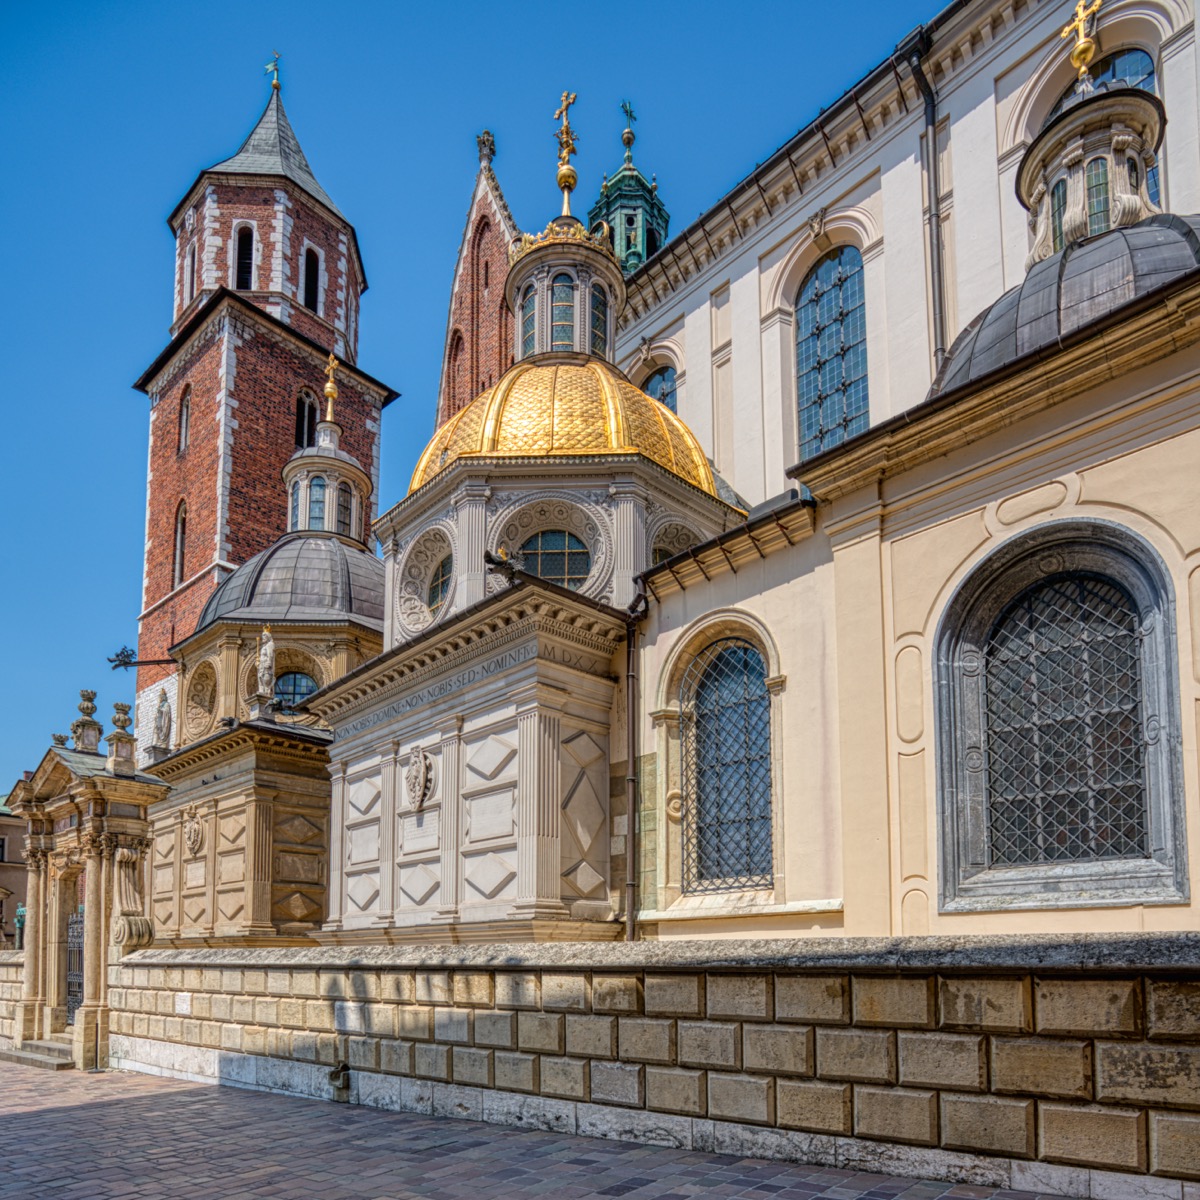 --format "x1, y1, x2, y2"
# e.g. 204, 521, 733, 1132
325, 353, 339, 388
1060, 0, 1100, 41
1060, 0, 1102, 79
554, 91, 577, 128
